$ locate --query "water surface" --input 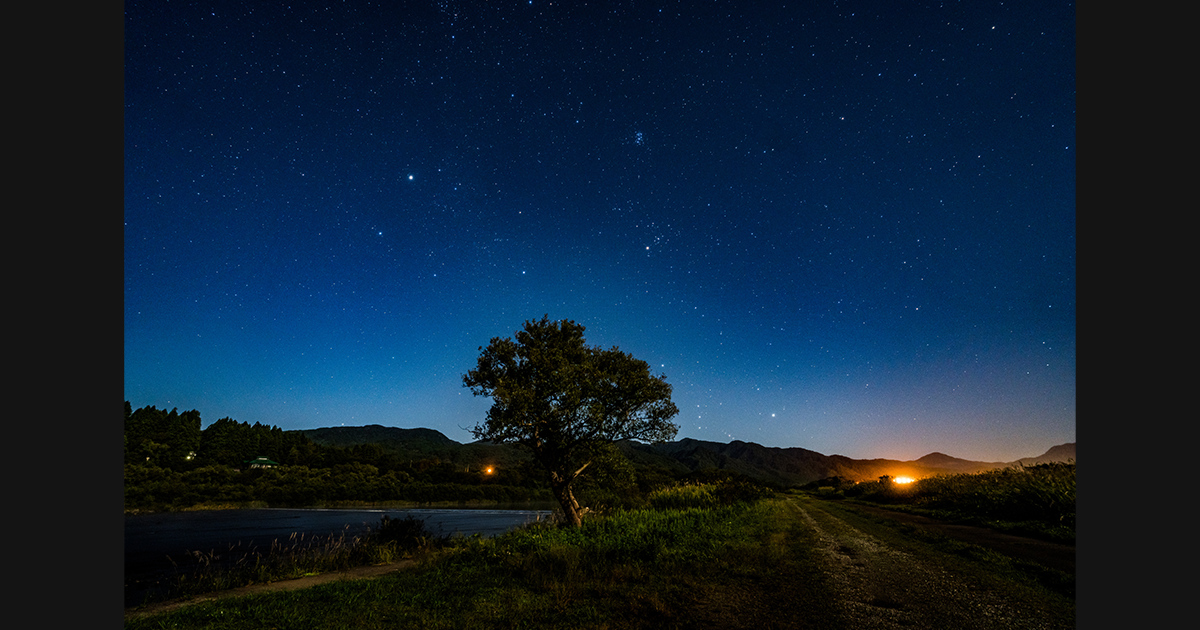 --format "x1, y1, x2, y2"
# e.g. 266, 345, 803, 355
125, 507, 554, 607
